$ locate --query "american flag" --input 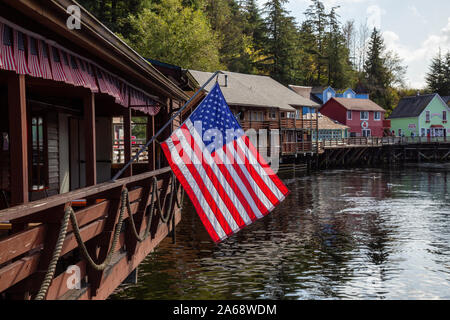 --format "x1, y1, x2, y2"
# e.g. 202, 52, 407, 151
1, 23, 16, 71
27, 36, 42, 78
38, 40, 53, 80
161, 83, 289, 243
49, 46, 67, 82
14, 31, 30, 75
